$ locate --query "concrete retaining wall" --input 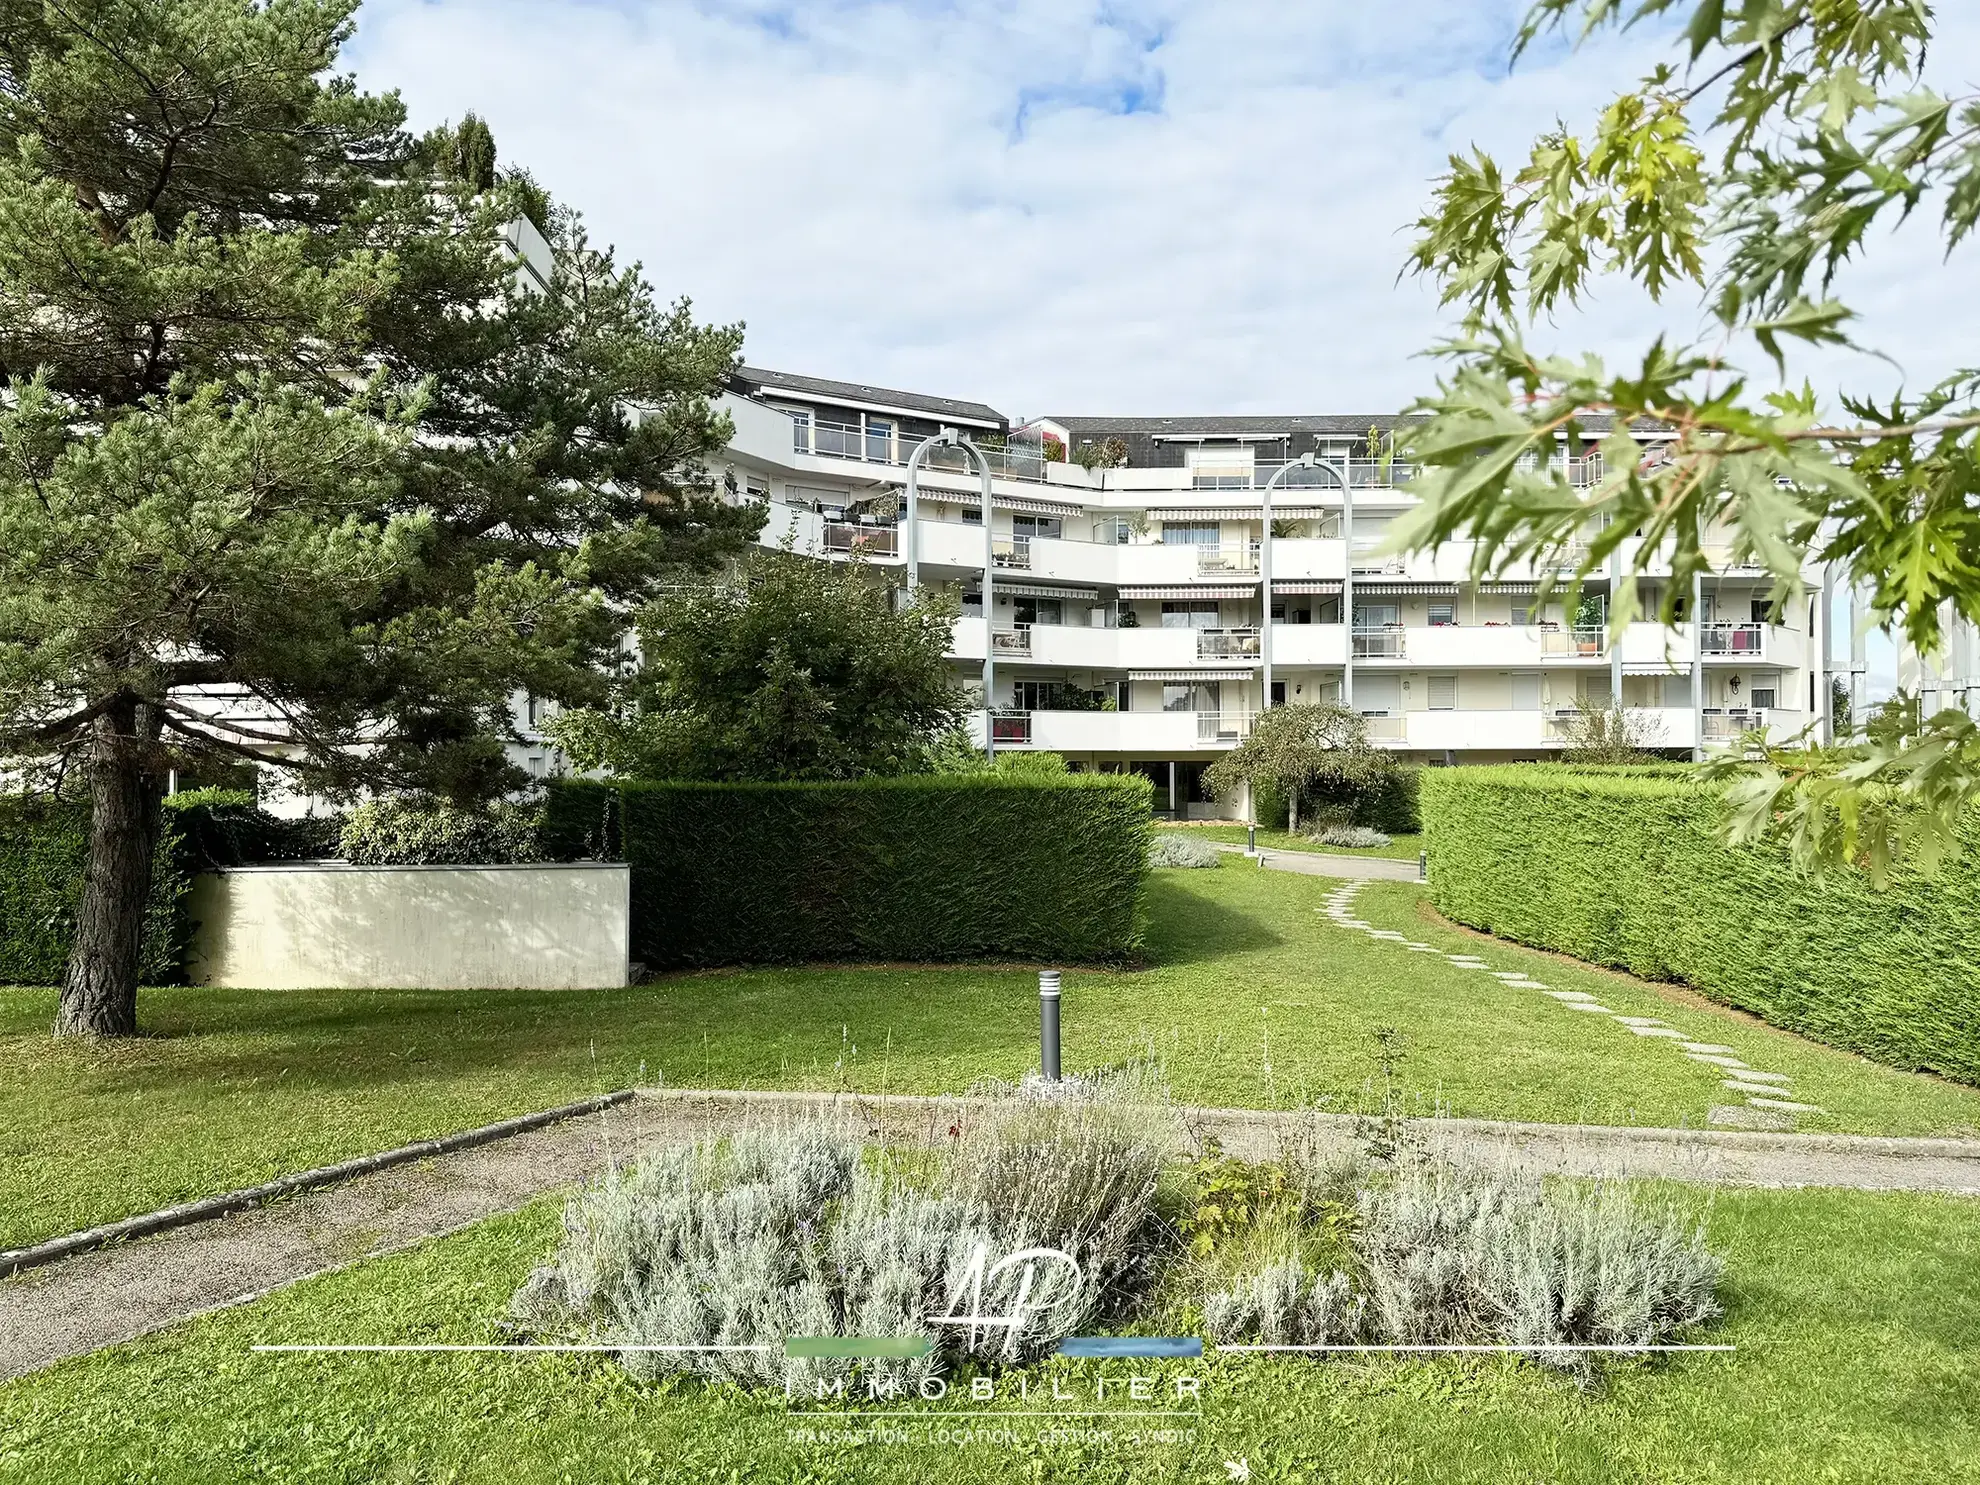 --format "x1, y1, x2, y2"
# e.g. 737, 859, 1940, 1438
186, 863, 631, 990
